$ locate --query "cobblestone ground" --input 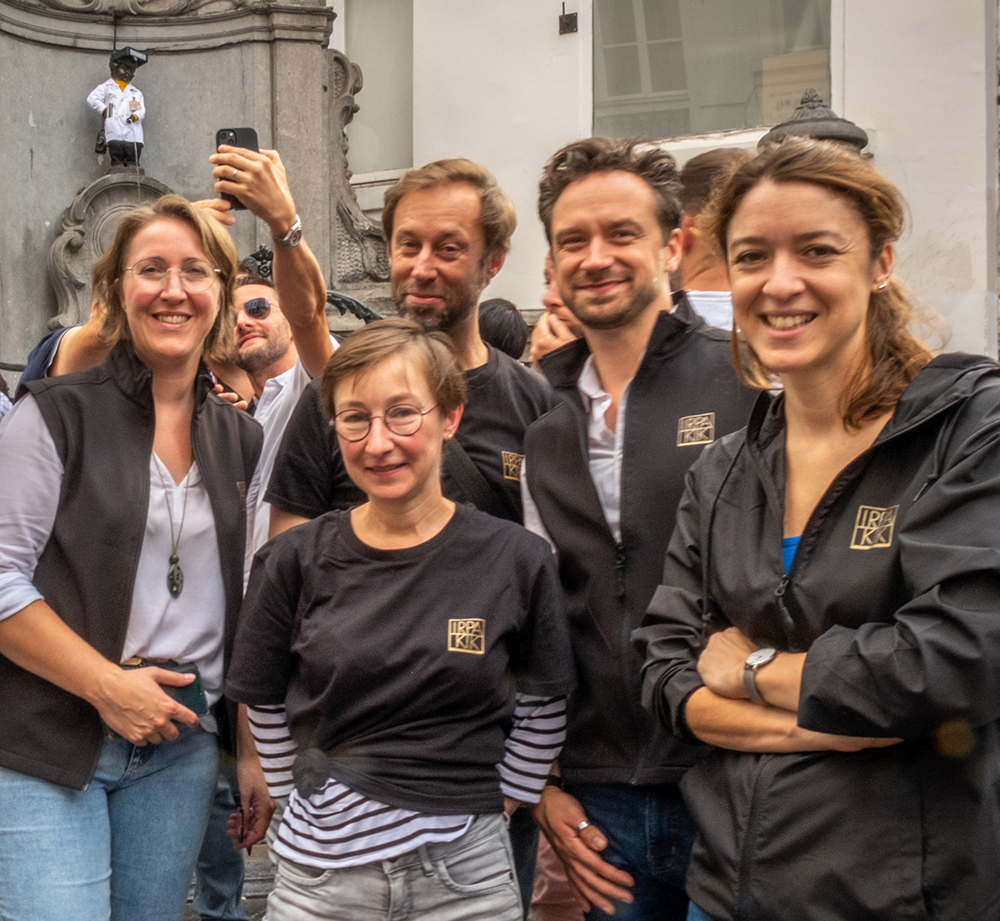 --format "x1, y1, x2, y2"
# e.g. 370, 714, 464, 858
183, 844, 273, 921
